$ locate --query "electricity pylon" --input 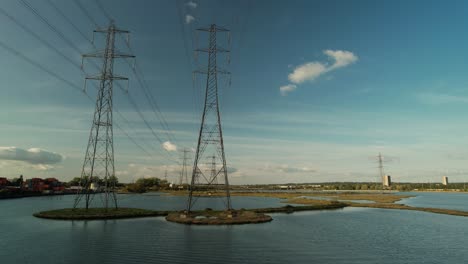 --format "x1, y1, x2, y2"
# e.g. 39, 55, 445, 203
378, 152, 385, 186
373, 152, 397, 189
179, 148, 190, 186
73, 21, 134, 210
187, 24, 232, 212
